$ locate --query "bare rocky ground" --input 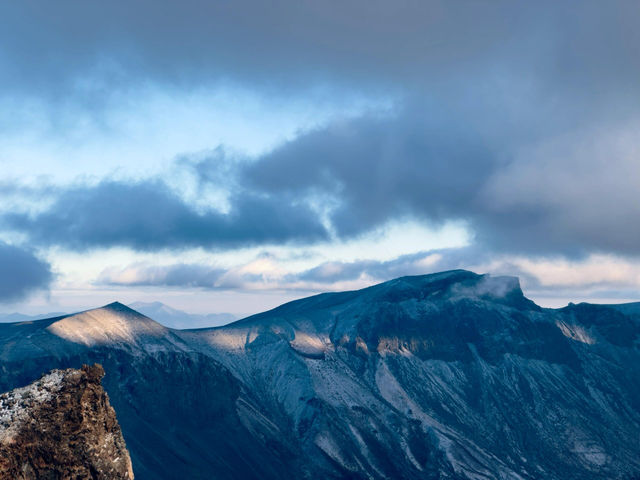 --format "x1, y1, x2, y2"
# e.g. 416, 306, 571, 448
0, 364, 134, 479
